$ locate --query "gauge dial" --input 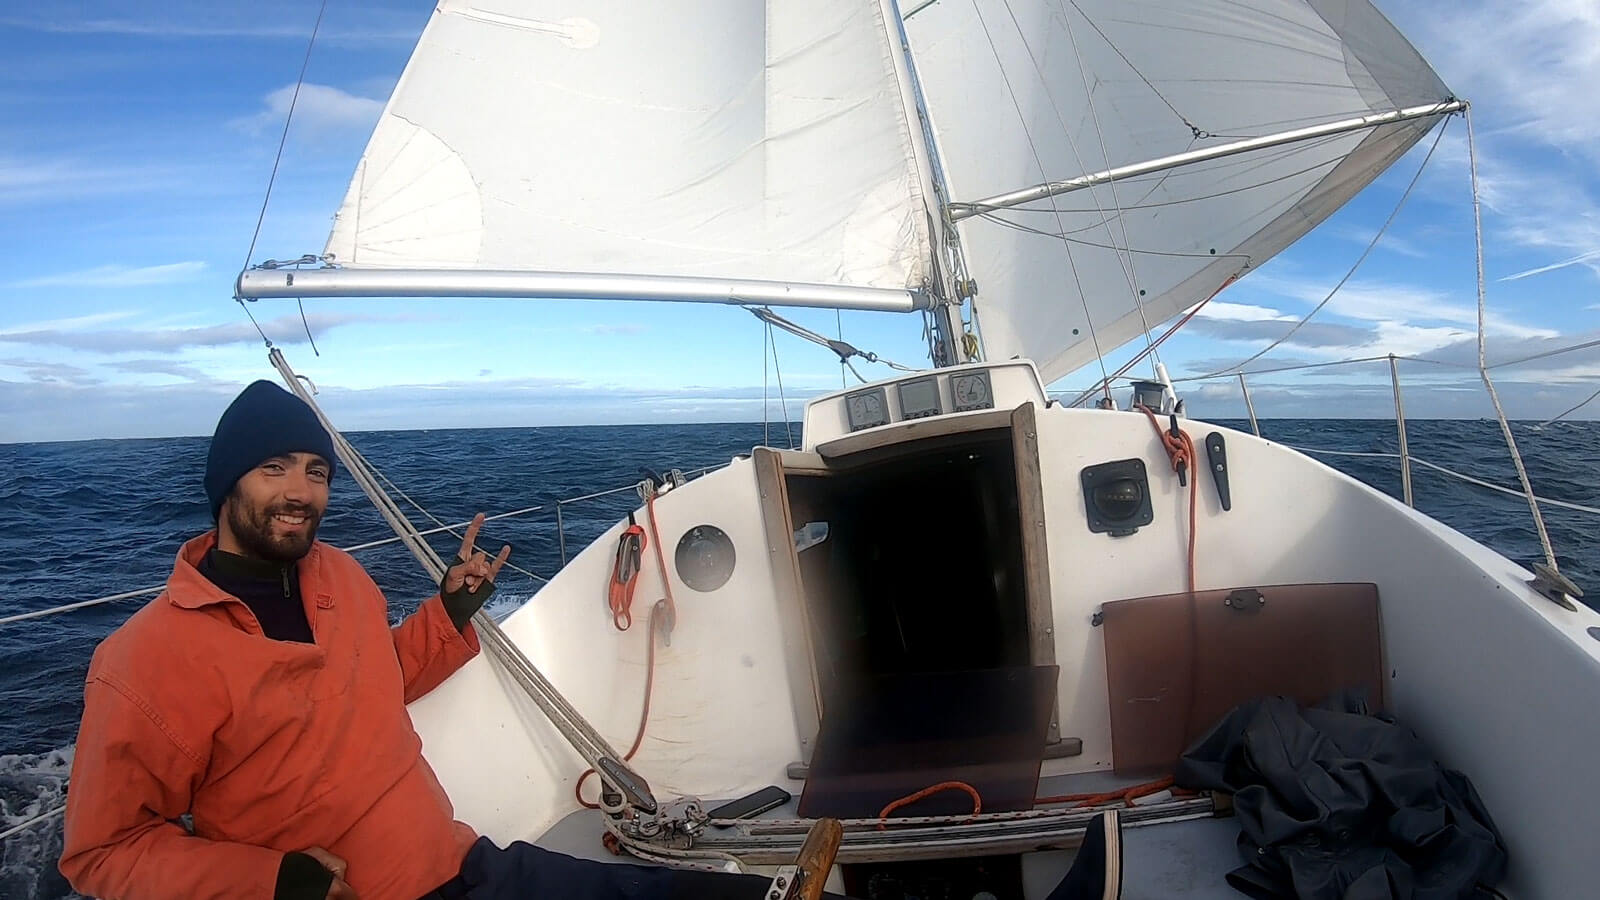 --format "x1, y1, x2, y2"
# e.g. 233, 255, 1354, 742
951, 371, 994, 411
845, 388, 889, 431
